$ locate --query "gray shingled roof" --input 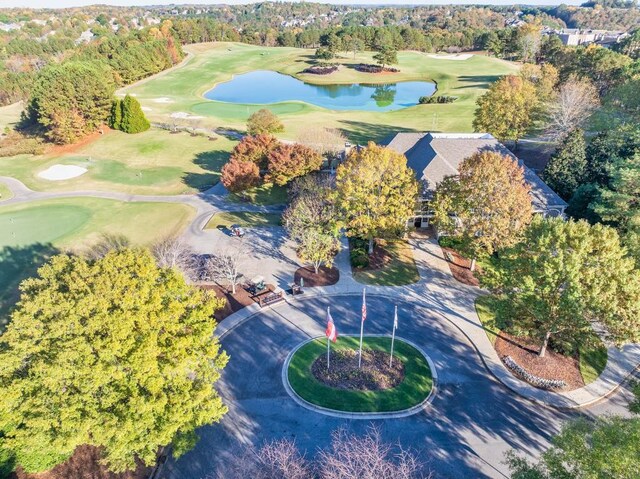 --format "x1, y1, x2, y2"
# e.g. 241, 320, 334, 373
384, 132, 568, 213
